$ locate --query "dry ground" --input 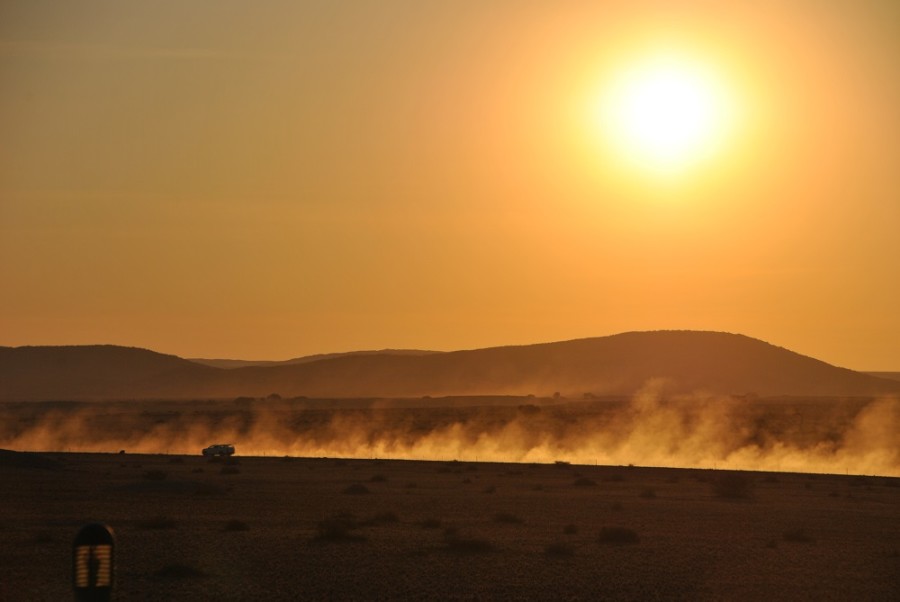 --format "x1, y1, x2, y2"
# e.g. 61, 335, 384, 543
1, 451, 898, 601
